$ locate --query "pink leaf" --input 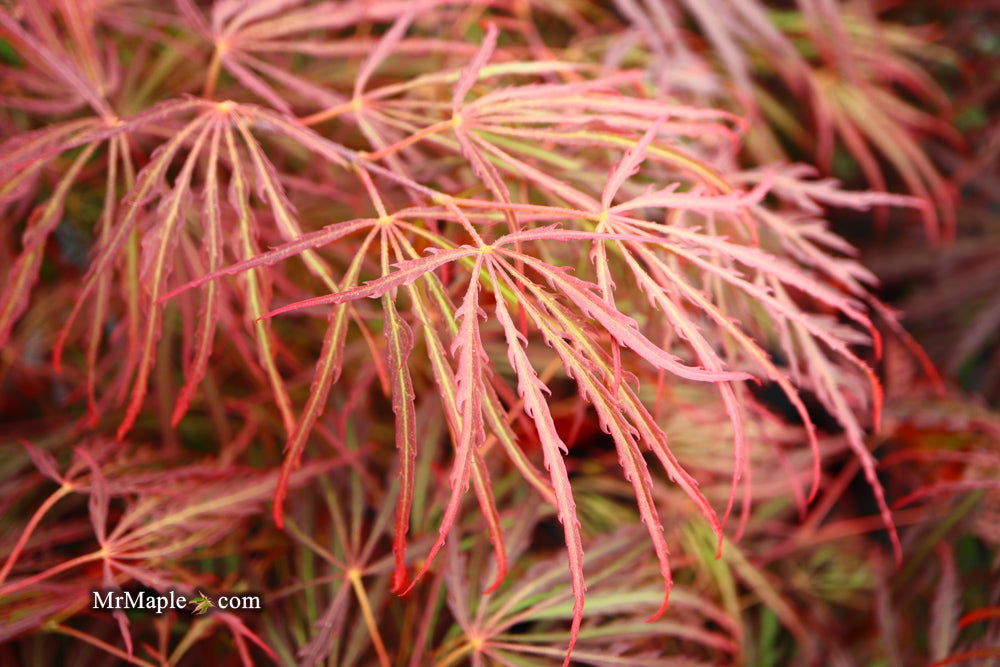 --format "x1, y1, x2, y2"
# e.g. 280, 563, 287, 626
22, 441, 63, 484
401, 256, 488, 595
264, 246, 477, 318
453, 23, 499, 113
74, 447, 109, 546
504, 250, 752, 383
601, 118, 663, 209
489, 259, 586, 665
383, 294, 419, 593
158, 217, 377, 304
353, 2, 425, 98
